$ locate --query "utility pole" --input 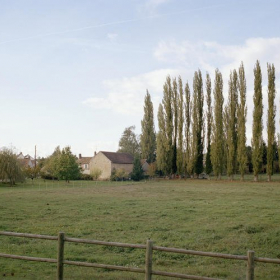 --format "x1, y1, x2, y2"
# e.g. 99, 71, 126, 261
35, 145, 37, 168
